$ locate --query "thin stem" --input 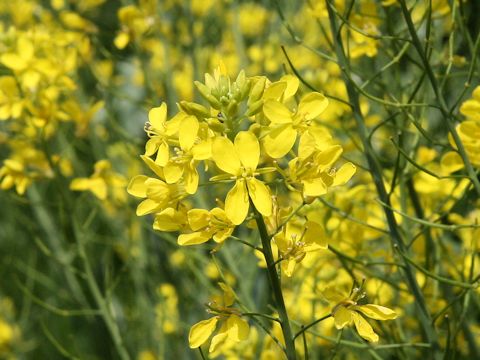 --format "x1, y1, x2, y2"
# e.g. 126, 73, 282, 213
253, 204, 296, 359
325, 1, 442, 358
398, 0, 480, 197
73, 220, 131, 360
294, 313, 332, 340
